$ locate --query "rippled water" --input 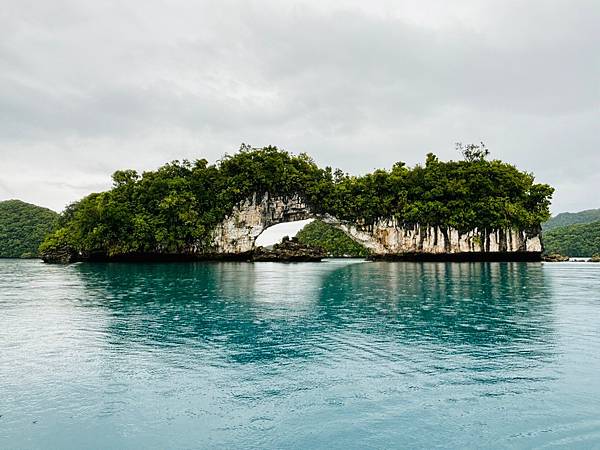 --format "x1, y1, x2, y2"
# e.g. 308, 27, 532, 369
1, 260, 600, 449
